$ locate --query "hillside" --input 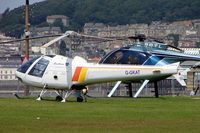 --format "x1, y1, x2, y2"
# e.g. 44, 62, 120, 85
0, 0, 200, 37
